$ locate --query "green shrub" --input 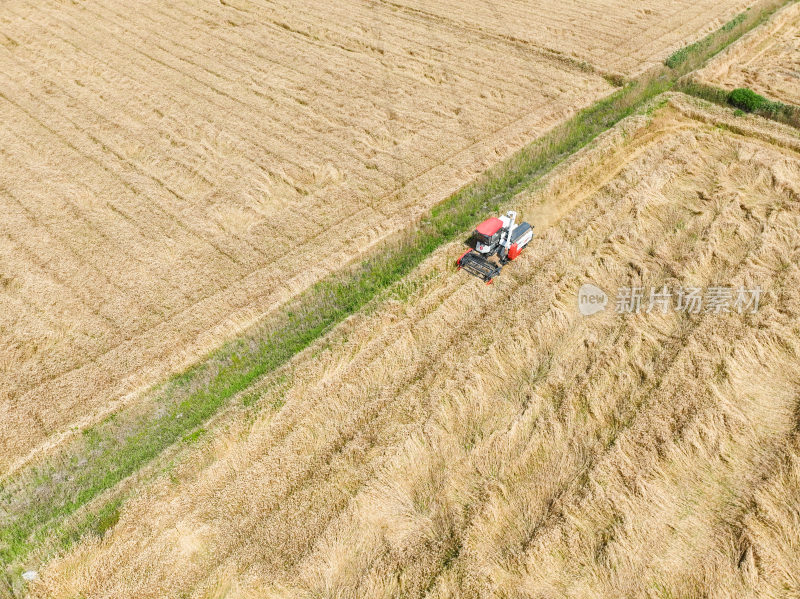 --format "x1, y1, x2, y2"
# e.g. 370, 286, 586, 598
727, 87, 768, 112
724, 87, 799, 125
665, 47, 689, 69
